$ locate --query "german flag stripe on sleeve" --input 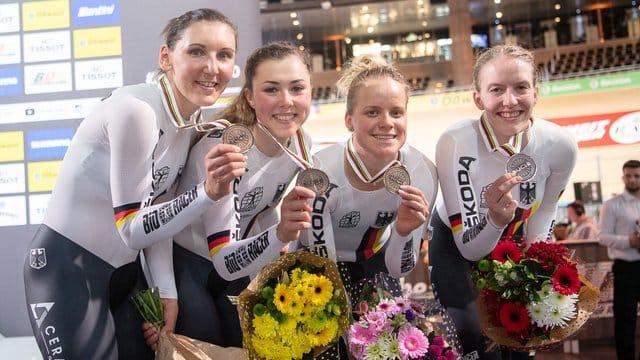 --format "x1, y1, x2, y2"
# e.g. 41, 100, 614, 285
208, 230, 230, 257
357, 227, 385, 261
449, 214, 463, 233
114, 202, 141, 229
